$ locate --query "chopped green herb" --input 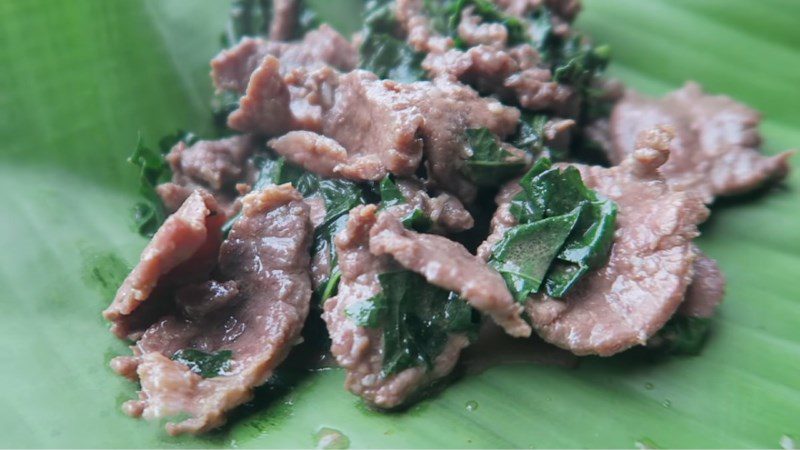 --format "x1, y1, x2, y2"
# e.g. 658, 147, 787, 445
461, 128, 527, 187
490, 206, 582, 302
346, 271, 479, 376
378, 175, 407, 209
171, 349, 233, 378
359, 1, 426, 82
649, 316, 711, 355
490, 157, 616, 300
129, 131, 197, 237
401, 208, 433, 233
